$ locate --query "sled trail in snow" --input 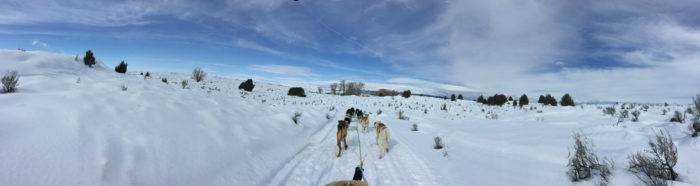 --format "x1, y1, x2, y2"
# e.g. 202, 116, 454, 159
266, 112, 438, 186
